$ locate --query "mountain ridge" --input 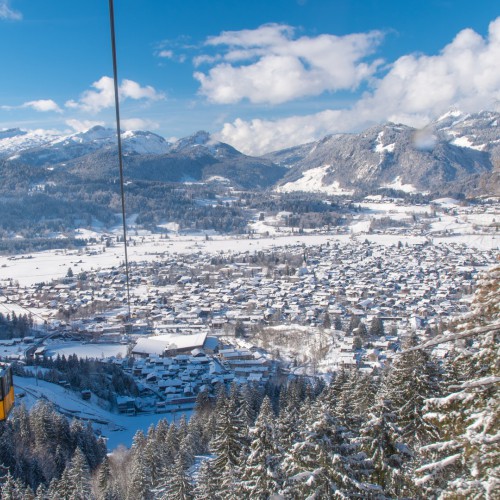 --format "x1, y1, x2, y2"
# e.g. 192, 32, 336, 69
1, 110, 499, 195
